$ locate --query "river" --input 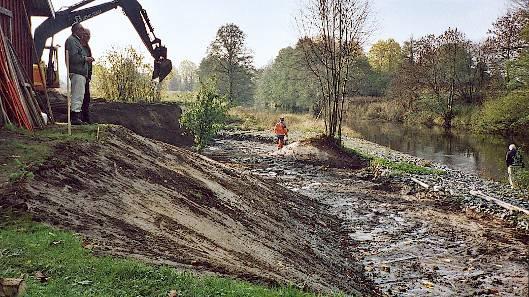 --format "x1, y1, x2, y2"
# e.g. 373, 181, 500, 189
345, 119, 528, 182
